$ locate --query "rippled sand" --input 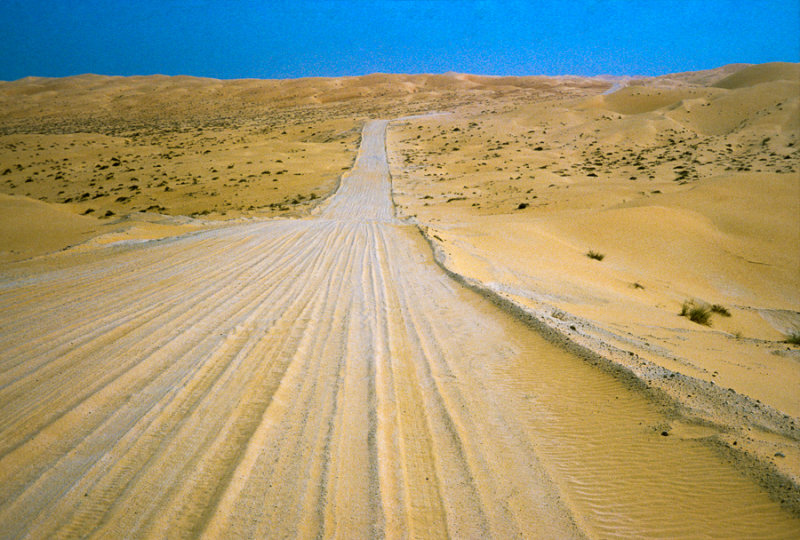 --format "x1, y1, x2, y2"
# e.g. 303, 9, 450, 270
1, 120, 797, 537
